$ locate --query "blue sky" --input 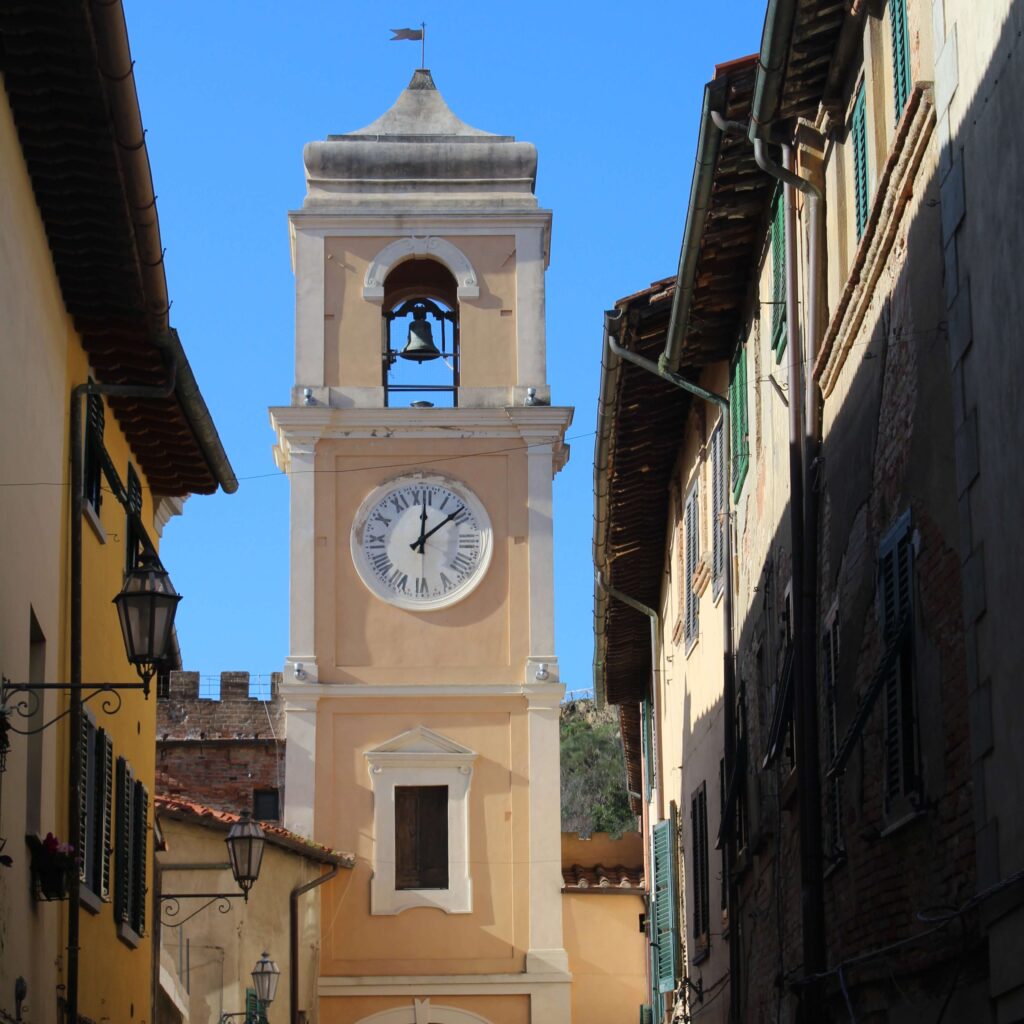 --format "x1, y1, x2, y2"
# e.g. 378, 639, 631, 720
127, 1, 764, 694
